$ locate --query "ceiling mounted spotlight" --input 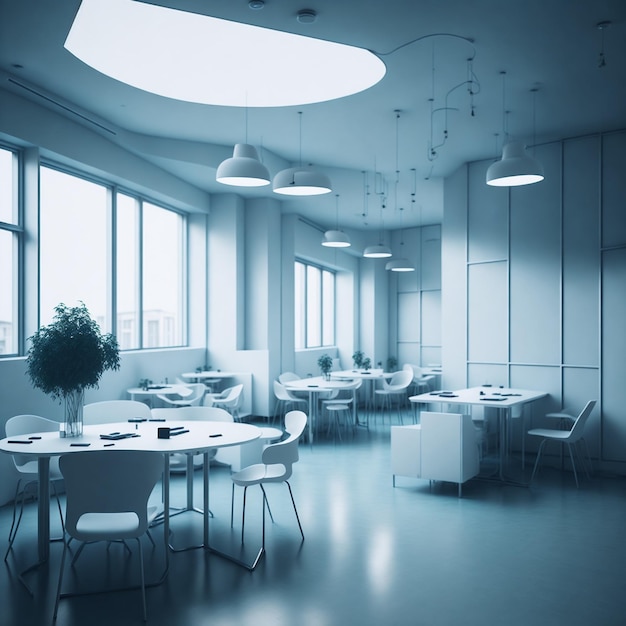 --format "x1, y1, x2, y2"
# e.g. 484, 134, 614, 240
297, 9, 317, 24
249, 0, 265, 9
273, 112, 332, 196
216, 143, 271, 187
